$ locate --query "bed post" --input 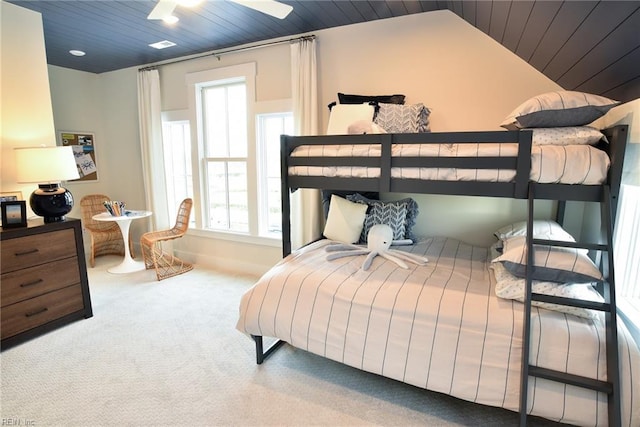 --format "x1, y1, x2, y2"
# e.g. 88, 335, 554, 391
251, 335, 285, 365
281, 134, 292, 257
514, 130, 533, 198
601, 124, 628, 226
